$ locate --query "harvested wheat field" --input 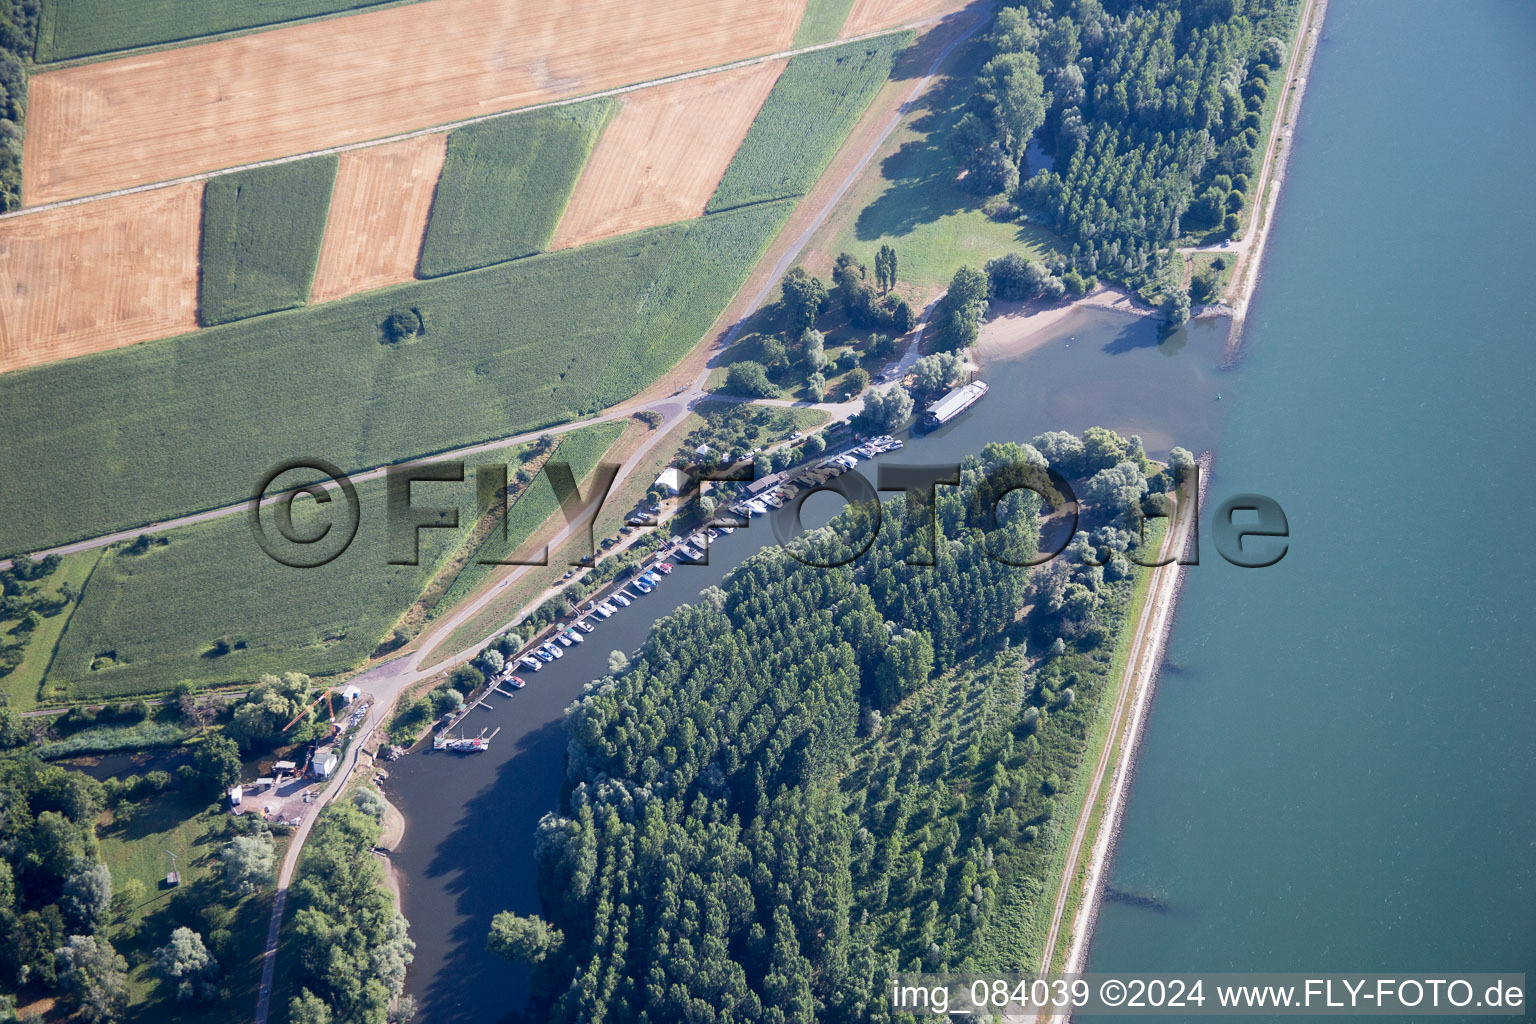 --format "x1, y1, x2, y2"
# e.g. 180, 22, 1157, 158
23, 0, 806, 205
841, 0, 969, 37
309, 134, 448, 303
551, 61, 786, 251
0, 184, 201, 373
